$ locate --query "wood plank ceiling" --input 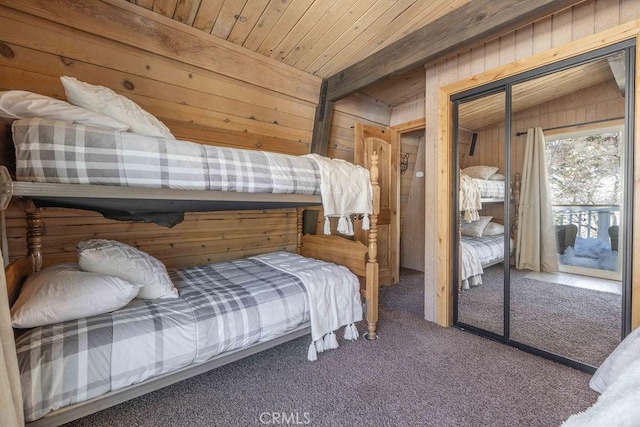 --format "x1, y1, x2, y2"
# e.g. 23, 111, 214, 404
458, 57, 619, 131
128, 0, 473, 105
